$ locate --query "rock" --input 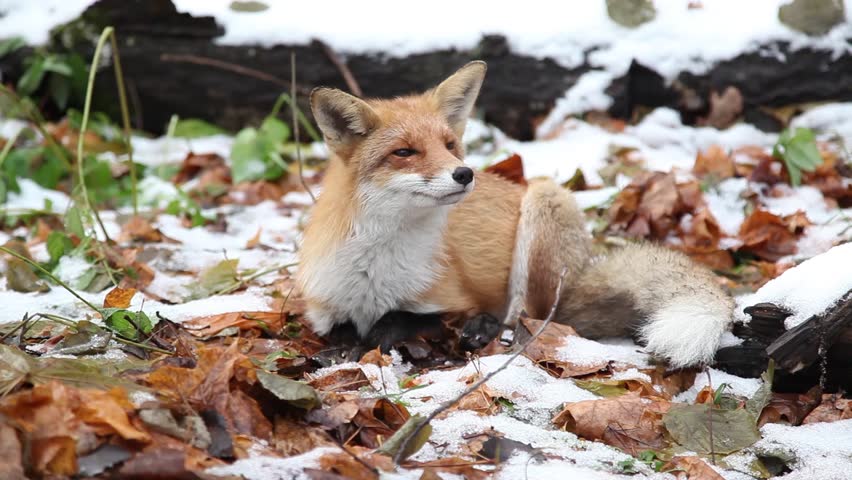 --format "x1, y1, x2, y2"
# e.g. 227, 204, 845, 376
779, 0, 846, 36
606, 0, 657, 28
